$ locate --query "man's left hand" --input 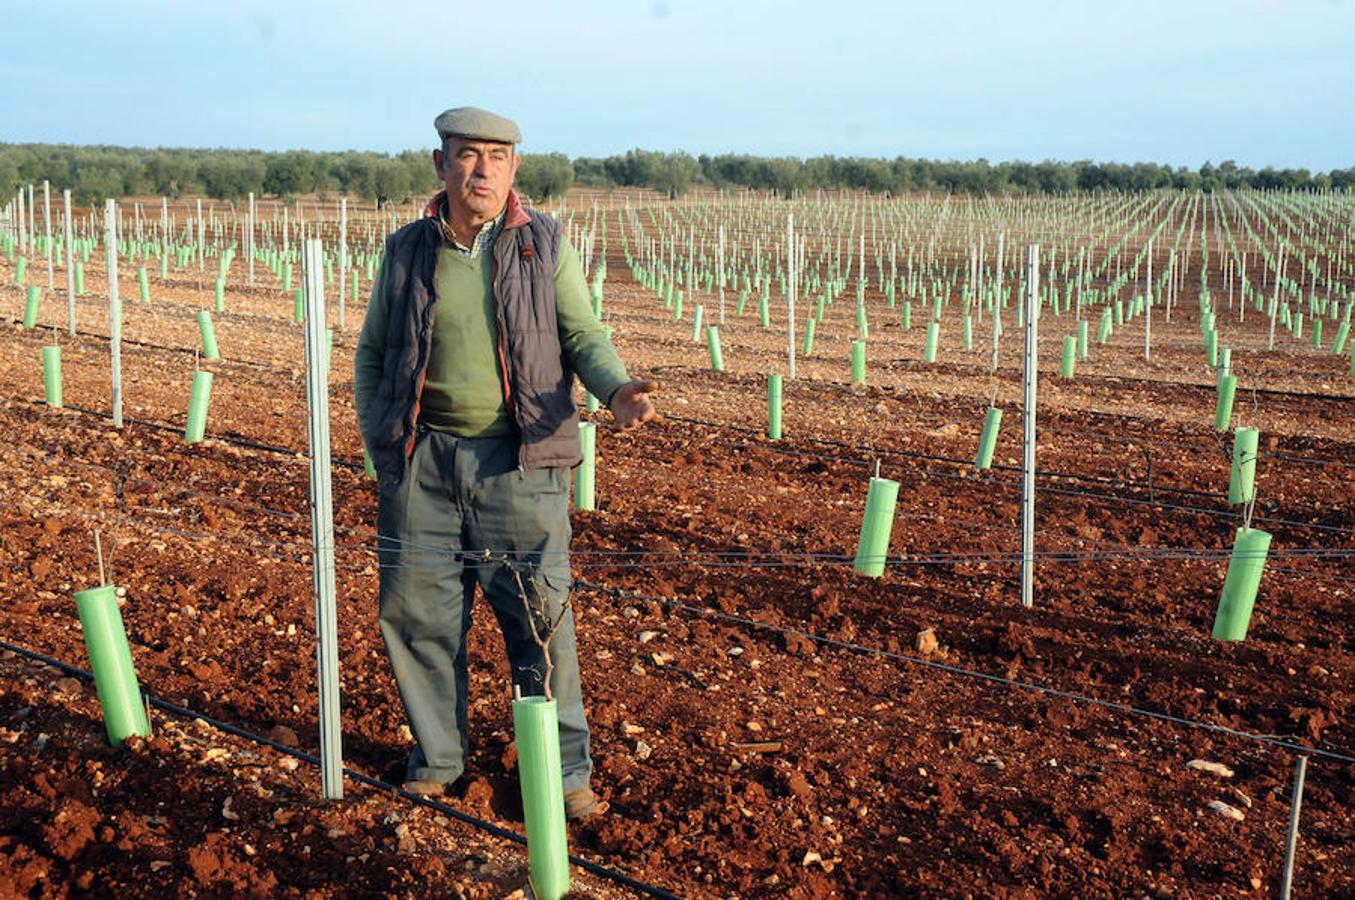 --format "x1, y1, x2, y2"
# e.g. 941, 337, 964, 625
608, 379, 661, 430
